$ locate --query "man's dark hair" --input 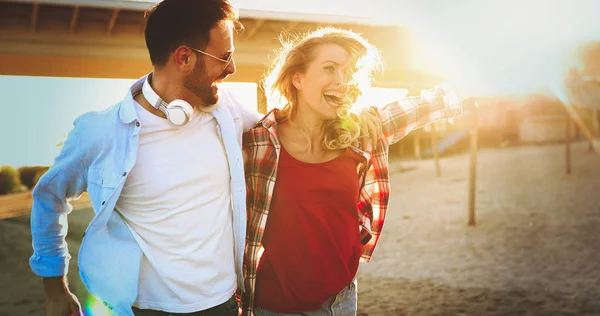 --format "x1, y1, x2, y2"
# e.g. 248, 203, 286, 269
144, 0, 242, 67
